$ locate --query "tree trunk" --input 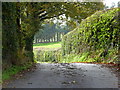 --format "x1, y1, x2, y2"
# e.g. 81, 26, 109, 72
25, 36, 34, 62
